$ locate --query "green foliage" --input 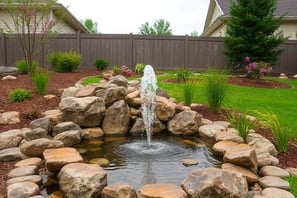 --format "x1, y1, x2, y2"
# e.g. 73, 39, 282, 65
82, 18, 98, 33
226, 110, 255, 142
176, 66, 193, 82
135, 63, 146, 74
203, 69, 228, 112
112, 65, 121, 74
254, 110, 295, 153
49, 51, 81, 72
139, 18, 172, 35
183, 78, 198, 106
285, 175, 297, 197
31, 69, 49, 95
81, 76, 102, 86
224, 0, 286, 72
9, 88, 32, 103
16, 59, 38, 74
94, 58, 109, 70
